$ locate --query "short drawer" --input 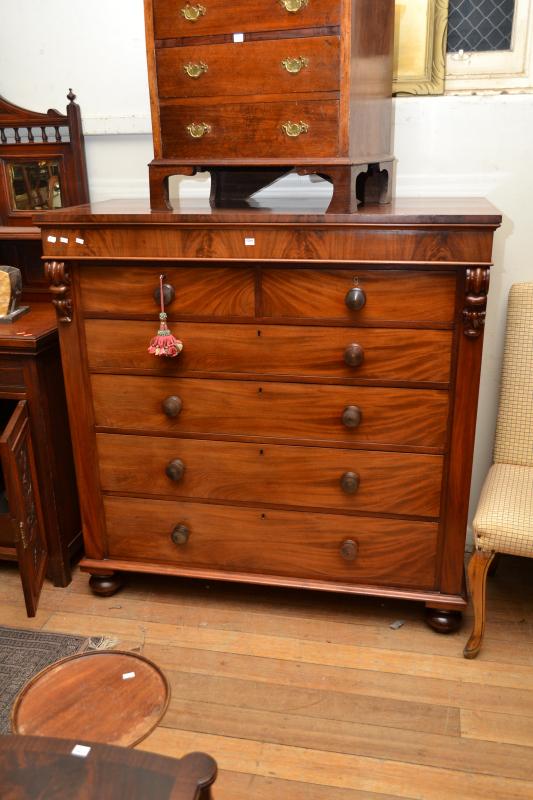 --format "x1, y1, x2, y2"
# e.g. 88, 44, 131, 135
156, 36, 340, 99
153, 0, 341, 40
0, 360, 25, 391
92, 375, 449, 449
98, 434, 444, 517
160, 98, 339, 159
104, 496, 438, 589
86, 320, 453, 384
79, 265, 255, 317
262, 268, 457, 325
